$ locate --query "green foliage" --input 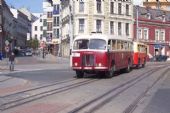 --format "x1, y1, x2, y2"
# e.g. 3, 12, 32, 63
28, 38, 39, 49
